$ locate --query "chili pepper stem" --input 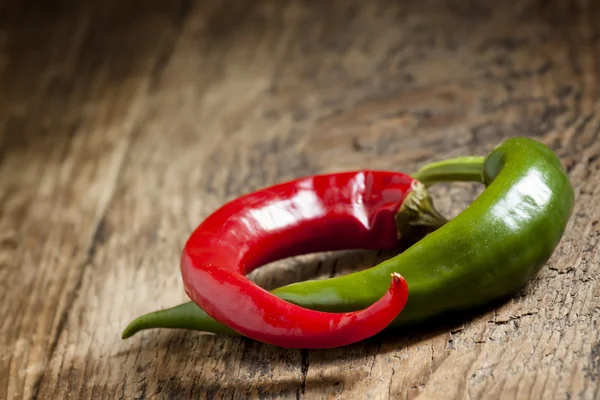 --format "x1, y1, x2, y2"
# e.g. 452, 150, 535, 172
395, 180, 448, 238
413, 156, 486, 186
